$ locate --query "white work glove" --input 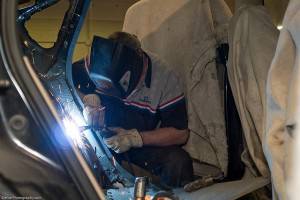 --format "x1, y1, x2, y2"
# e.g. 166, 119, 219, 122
82, 94, 105, 129
104, 127, 143, 153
